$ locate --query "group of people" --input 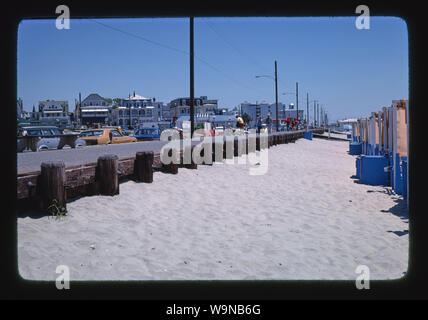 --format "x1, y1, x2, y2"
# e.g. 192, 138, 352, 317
235, 113, 302, 133
235, 113, 273, 133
